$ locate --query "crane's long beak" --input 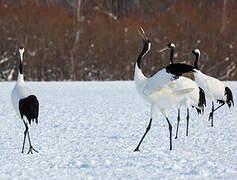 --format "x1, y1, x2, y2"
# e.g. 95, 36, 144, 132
159, 47, 169, 53
137, 27, 148, 40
